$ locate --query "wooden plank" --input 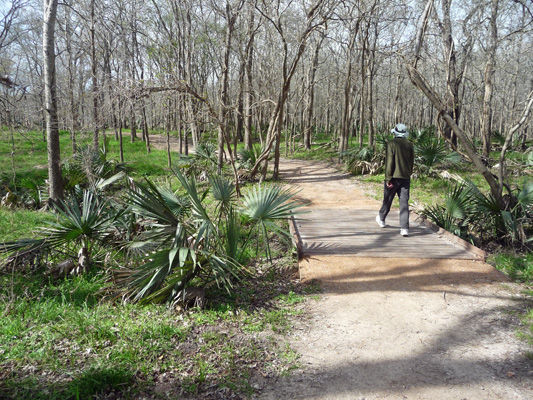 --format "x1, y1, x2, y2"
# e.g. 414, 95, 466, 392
294, 209, 482, 260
